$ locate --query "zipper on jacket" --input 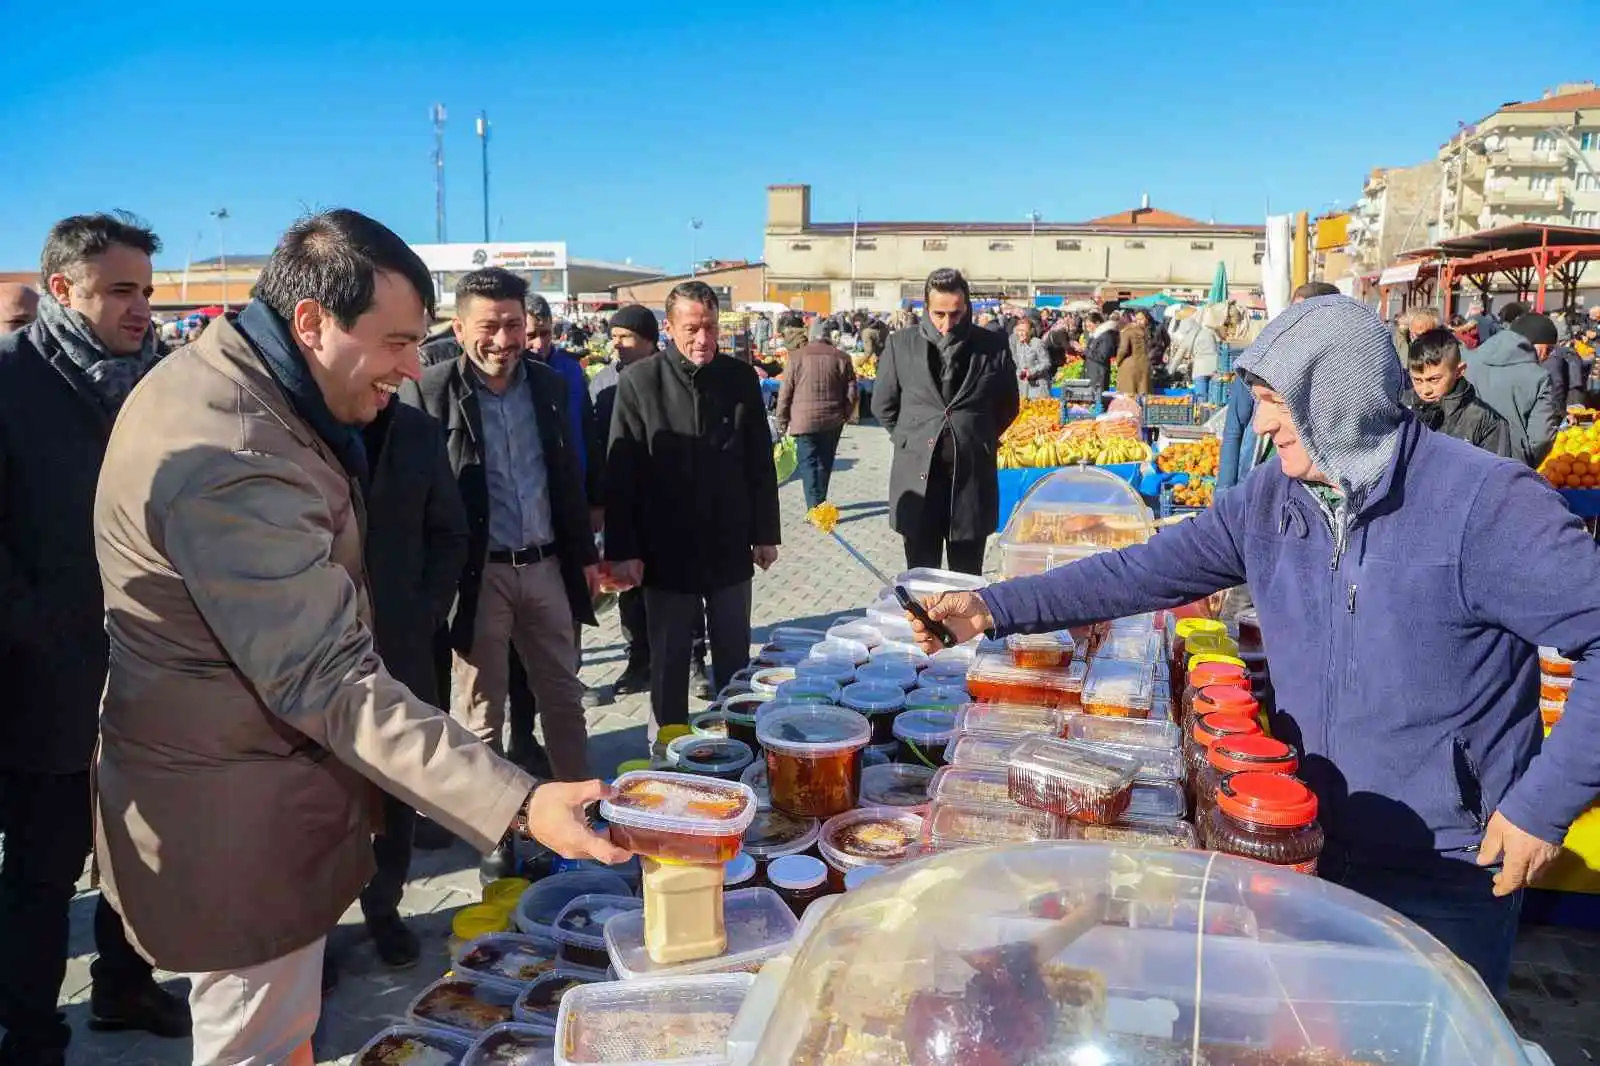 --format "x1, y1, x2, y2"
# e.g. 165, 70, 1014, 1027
1346, 584, 1357, 614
